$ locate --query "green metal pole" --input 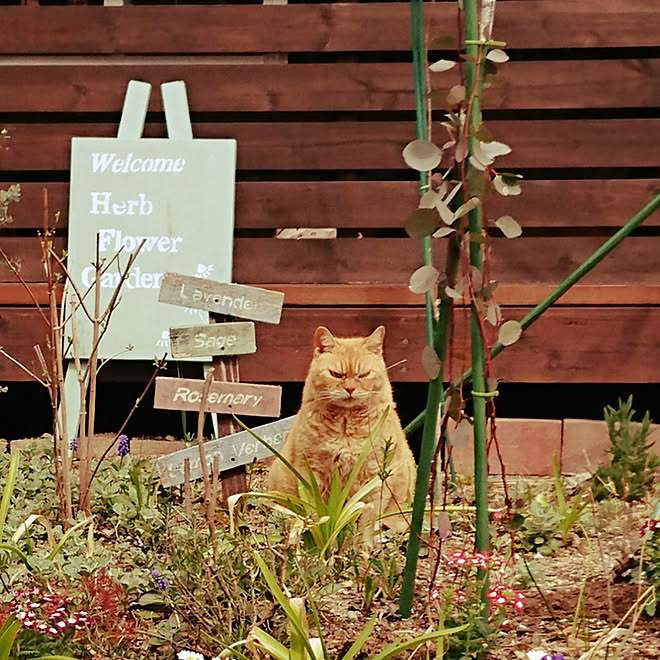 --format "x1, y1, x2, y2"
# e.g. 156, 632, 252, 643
463, 0, 490, 555
404, 191, 660, 436
399, 0, 449, 617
